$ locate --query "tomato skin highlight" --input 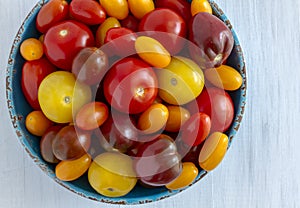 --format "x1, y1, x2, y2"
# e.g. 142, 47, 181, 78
103, 57, 158, 114
43, 20, 95, 70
